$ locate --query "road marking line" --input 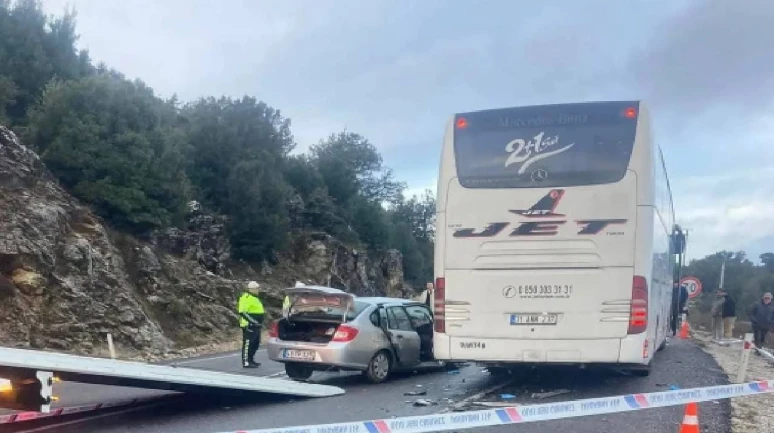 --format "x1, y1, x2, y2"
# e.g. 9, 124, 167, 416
173, 349, 266, 365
